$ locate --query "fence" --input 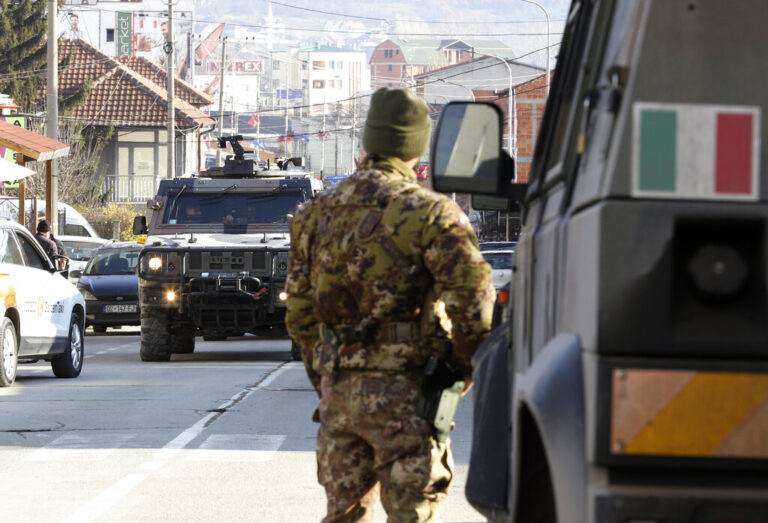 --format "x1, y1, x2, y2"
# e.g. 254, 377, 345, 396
104, 175, 160, 203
